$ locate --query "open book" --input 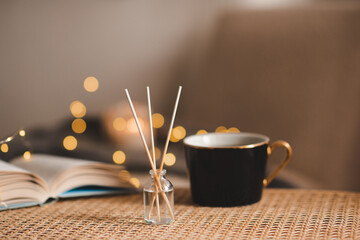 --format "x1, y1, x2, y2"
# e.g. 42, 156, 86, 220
0, 154, 136, 210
